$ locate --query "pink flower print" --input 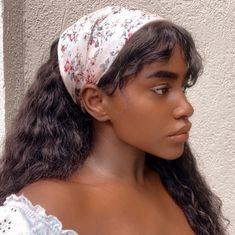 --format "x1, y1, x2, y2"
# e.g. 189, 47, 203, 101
75, 54, 81, 65
61, 45, 67, 53
77, 73, 84, 82
88, 56, 96, 66
68, 32, 76, 41
84, 33, 95, 45
124, 32, 133, 43
85, 72, 96, 84
64, 60, 72, 73
89, 37, 96, 46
